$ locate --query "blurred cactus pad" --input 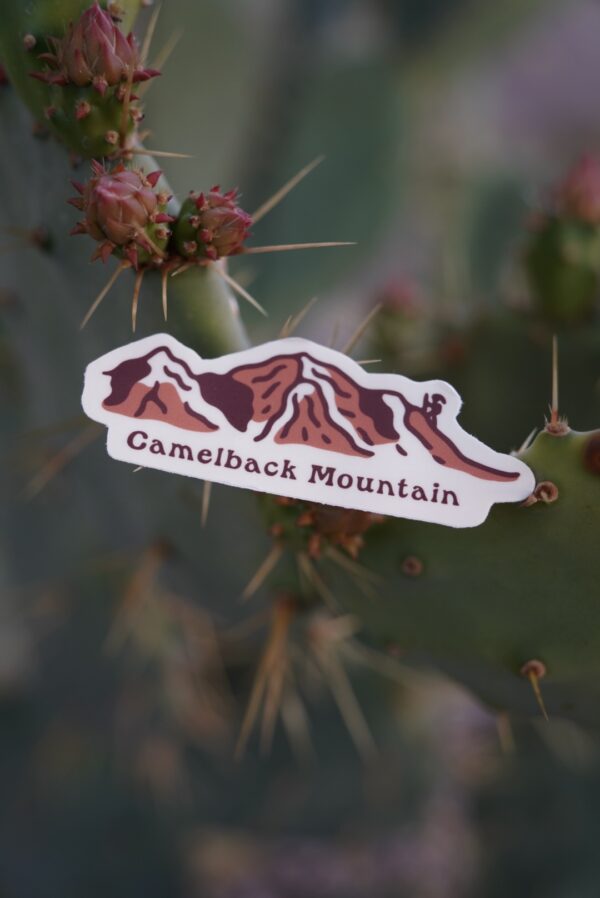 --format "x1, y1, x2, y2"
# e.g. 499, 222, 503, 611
1, 2, 600, 897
